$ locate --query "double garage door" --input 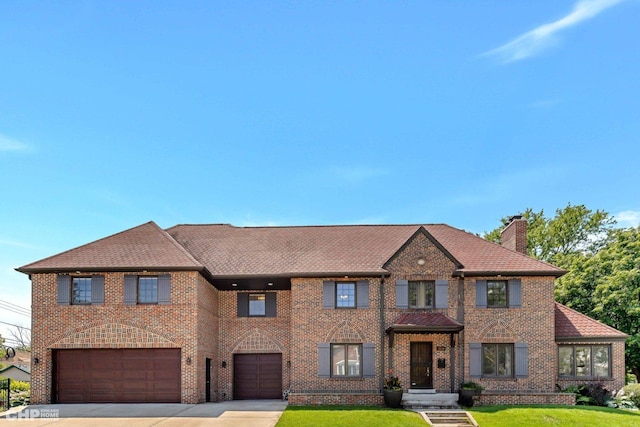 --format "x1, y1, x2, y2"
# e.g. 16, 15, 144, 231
234, 353, 282, 399
54, 349, 181, 403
